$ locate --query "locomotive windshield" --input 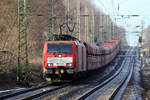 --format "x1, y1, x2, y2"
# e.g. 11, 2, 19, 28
47, 44, 72, 53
